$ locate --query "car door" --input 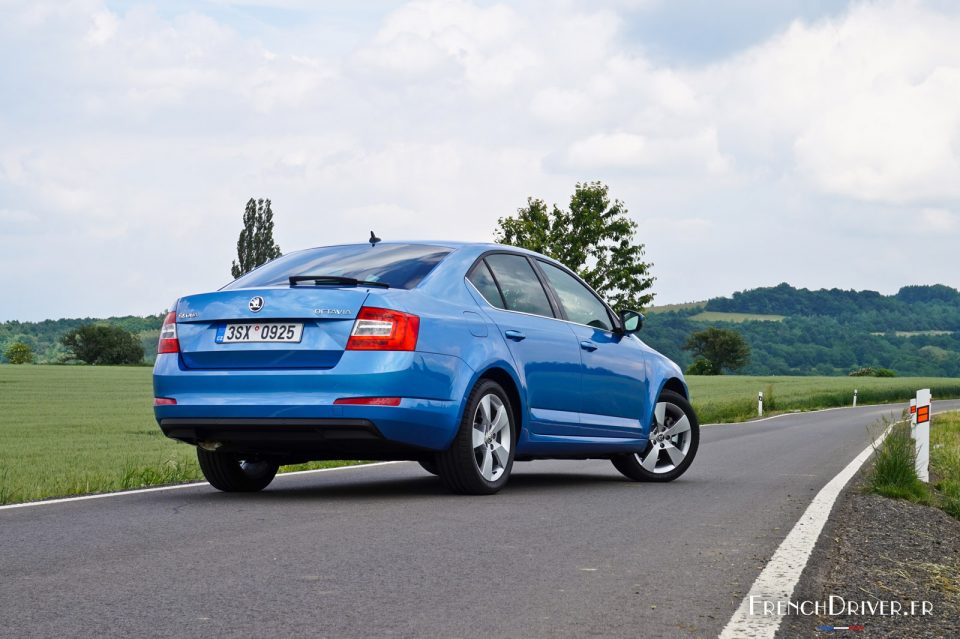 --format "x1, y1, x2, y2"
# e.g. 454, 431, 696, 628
535, 260, 649, 437
467, 253, 583, 434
